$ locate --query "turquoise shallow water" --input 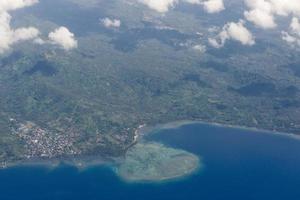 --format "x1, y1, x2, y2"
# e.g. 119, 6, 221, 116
1, 123, 300, 200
